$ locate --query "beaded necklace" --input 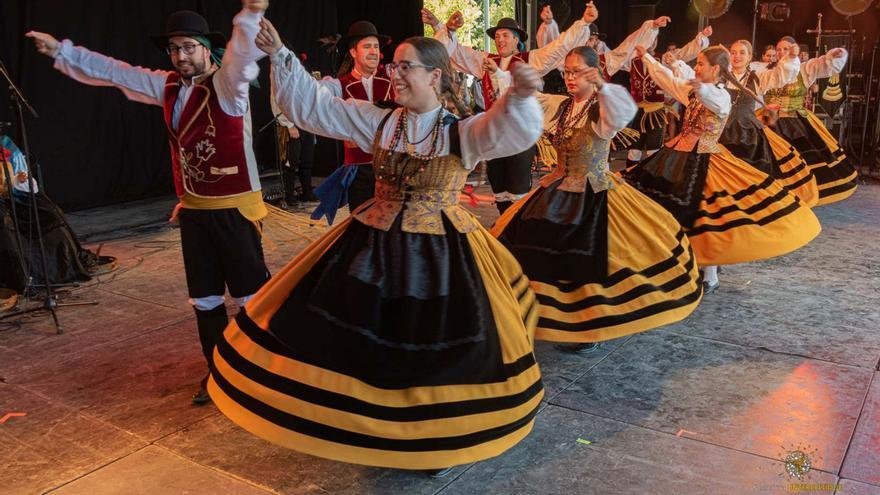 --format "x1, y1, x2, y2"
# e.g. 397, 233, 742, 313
388, 107, 446, 161
551, 95, 597, 146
